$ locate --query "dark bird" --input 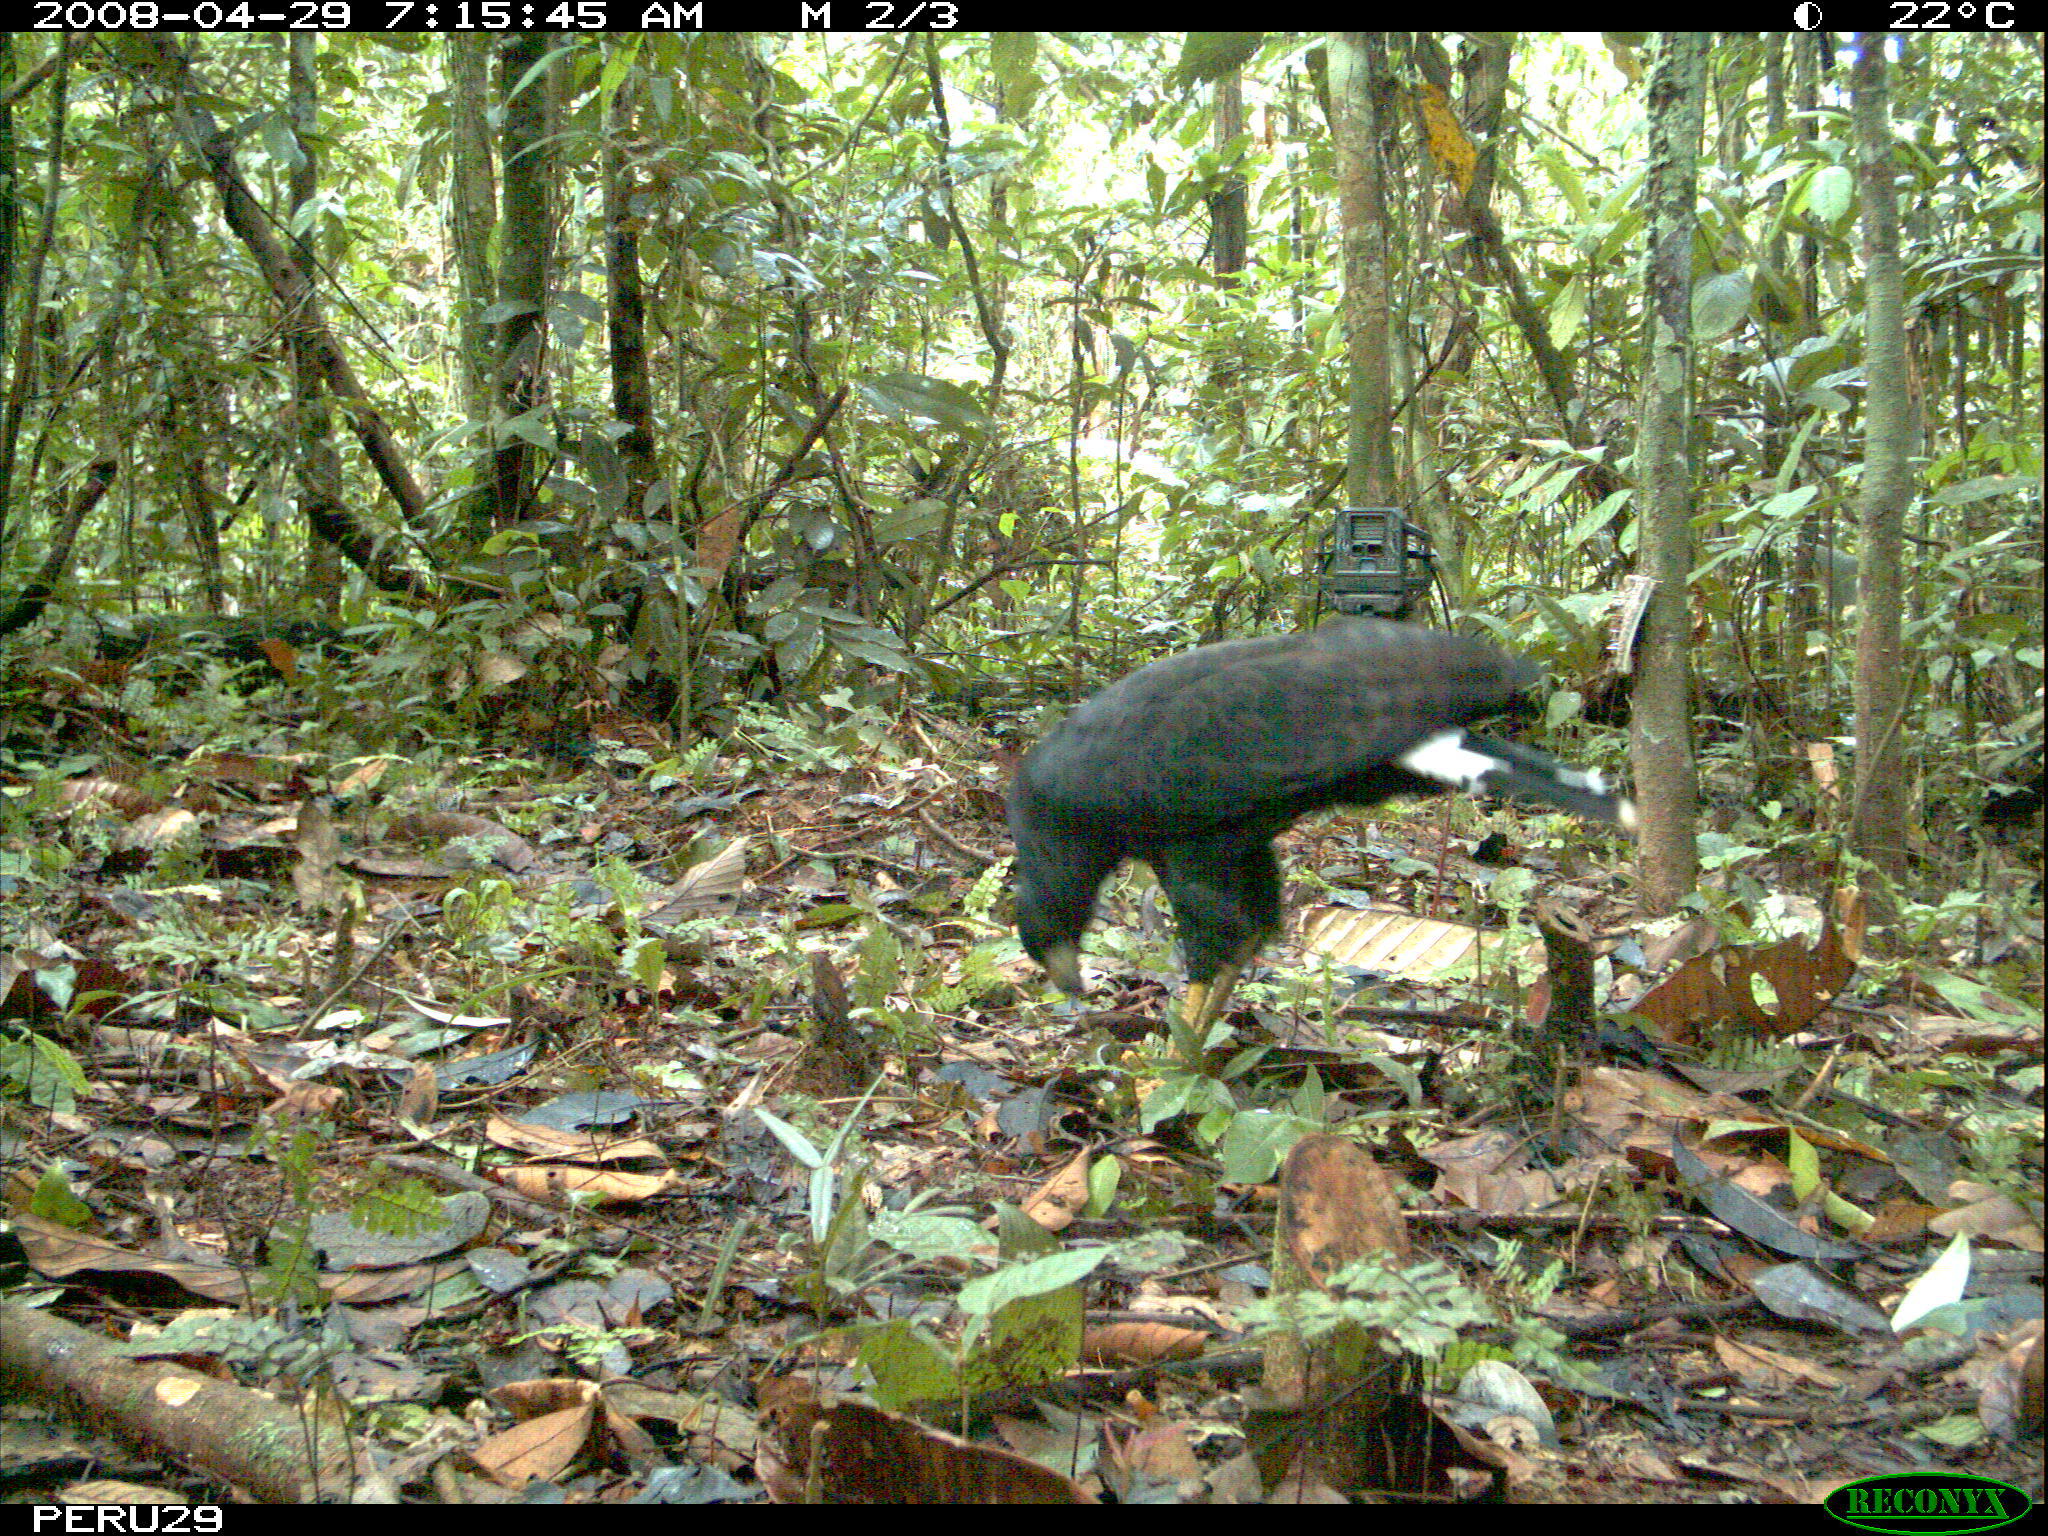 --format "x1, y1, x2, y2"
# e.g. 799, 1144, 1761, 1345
1008, 620, 1636, 1030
